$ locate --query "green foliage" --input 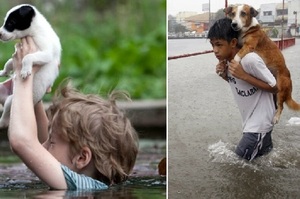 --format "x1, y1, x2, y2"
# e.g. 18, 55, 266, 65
271, 28, 279, 38
0, 0, 166, 100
